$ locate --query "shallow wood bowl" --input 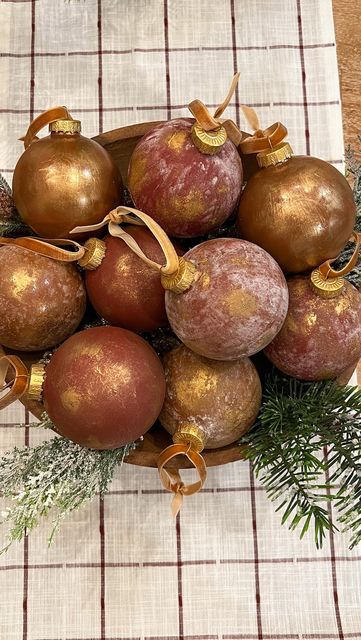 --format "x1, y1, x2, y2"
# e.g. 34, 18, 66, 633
4, 122, 357, 470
